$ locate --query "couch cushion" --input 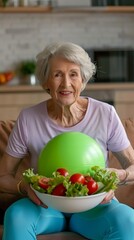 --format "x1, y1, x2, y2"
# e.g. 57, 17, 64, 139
109, 118, 134, 208
37, 232, 87, 240
0, 120, 15, 159
0, 121, 30, 211
0, 227, 87, 240
122, 118, 134, 148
